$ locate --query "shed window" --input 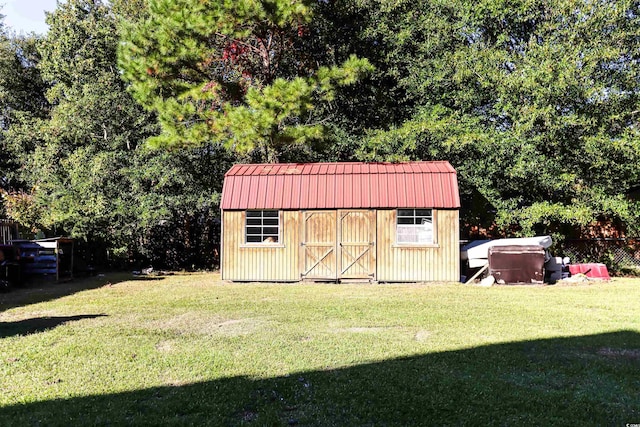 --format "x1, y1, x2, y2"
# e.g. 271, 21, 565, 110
396, 209, 433, 244
246, 210, 280, 243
